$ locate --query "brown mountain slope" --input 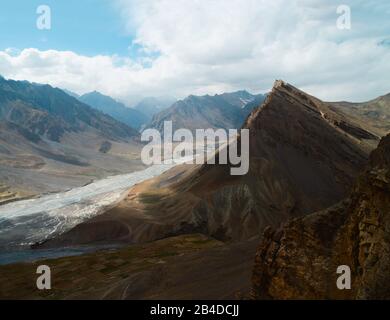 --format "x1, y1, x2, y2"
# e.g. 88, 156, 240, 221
39, 81, 379, 248
331, 93, 390, 137
251, 133, 390, 299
